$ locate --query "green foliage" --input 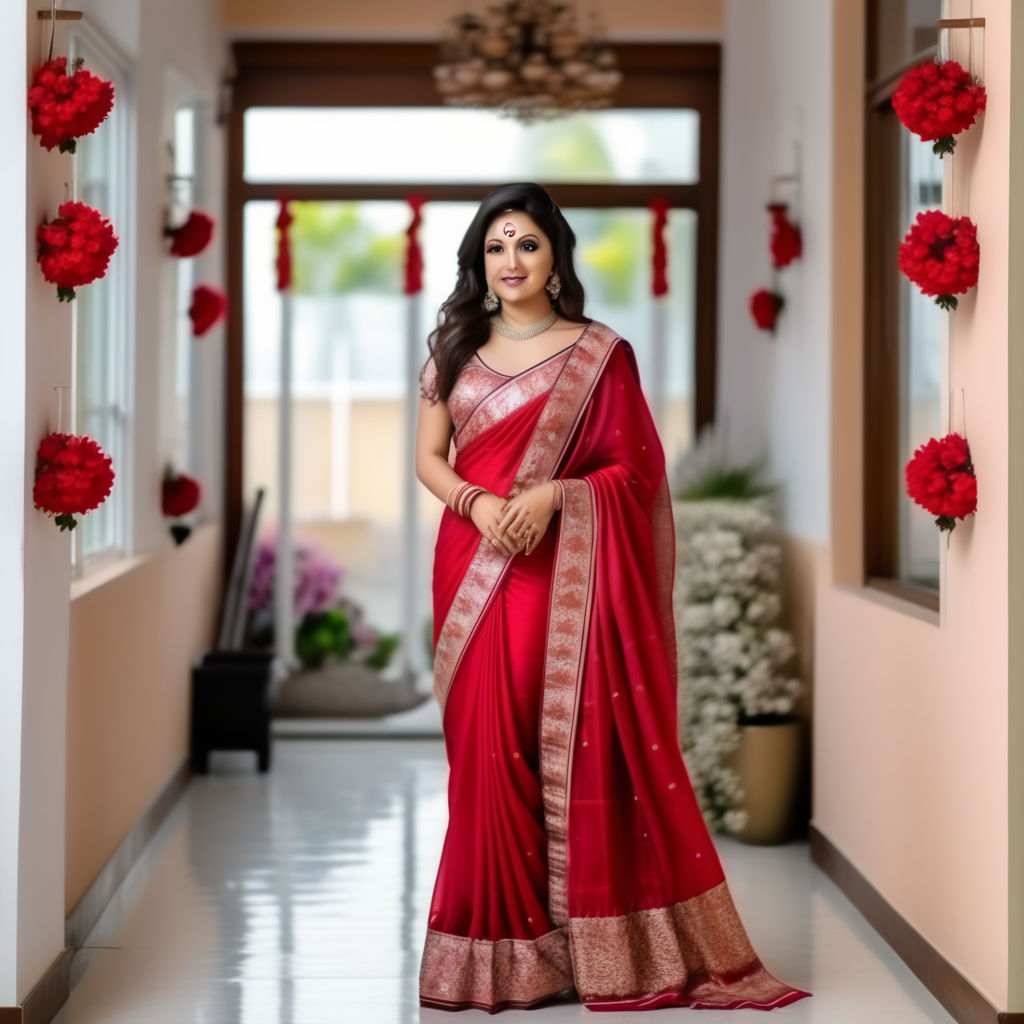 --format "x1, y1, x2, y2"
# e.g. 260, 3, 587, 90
676, 458, 778, 501
364, 633, 400, 670
288, 202, 403, 296
526, 118, 615, 179
295, 608, 353, 668
579, 218, 642, 304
